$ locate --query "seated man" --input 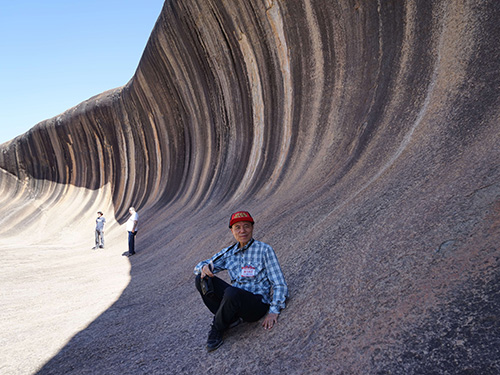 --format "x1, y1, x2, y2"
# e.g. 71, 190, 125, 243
194, 211, 288, 352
